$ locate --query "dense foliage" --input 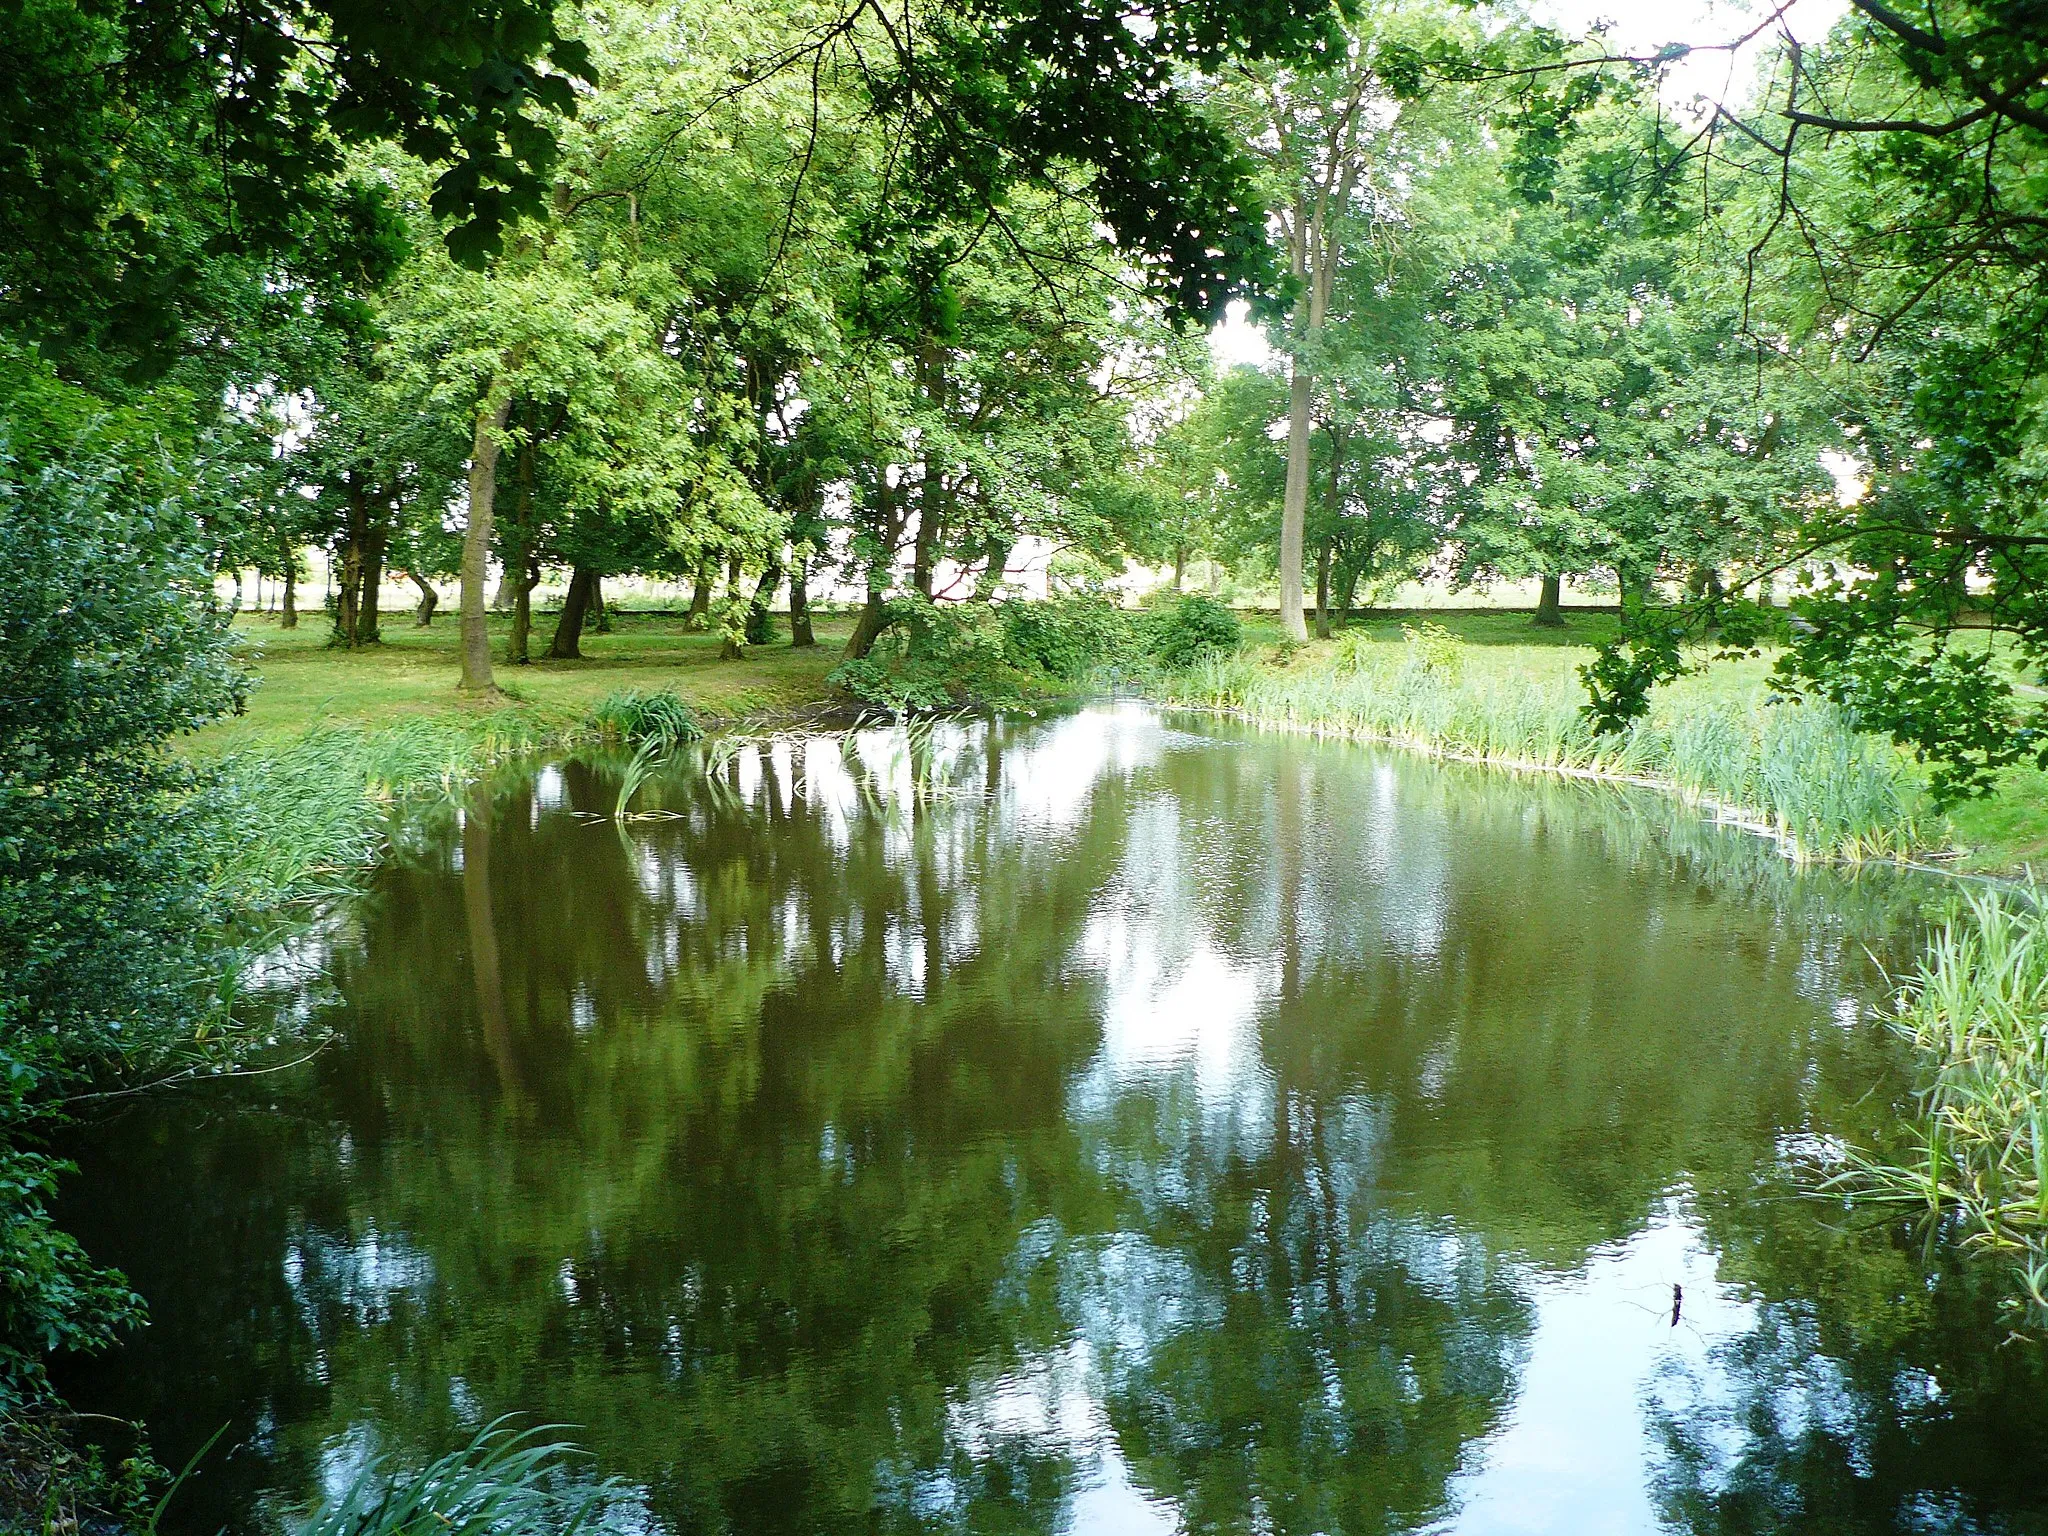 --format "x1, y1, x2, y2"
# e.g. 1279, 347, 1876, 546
0, 353, 244, 1405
